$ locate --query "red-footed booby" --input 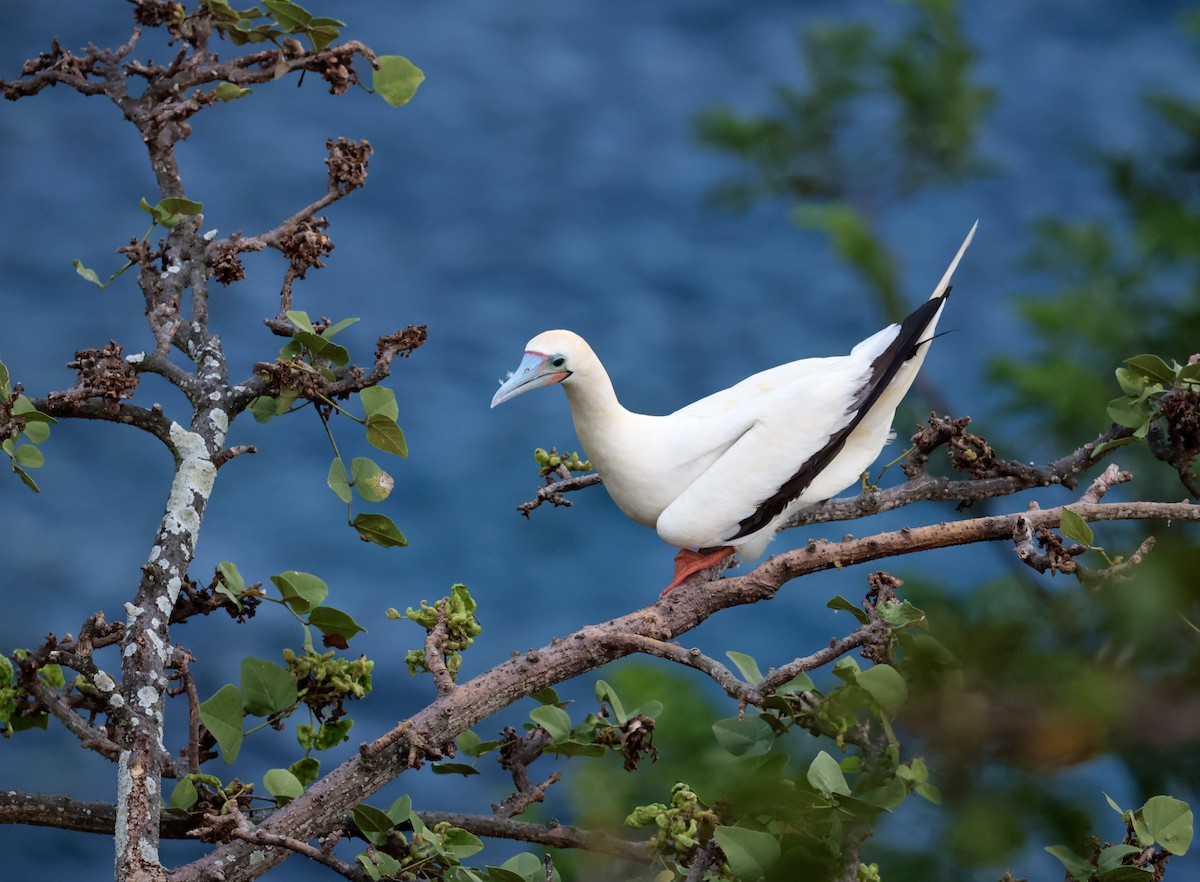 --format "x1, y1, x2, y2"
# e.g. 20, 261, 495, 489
492, 223, 976, 593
